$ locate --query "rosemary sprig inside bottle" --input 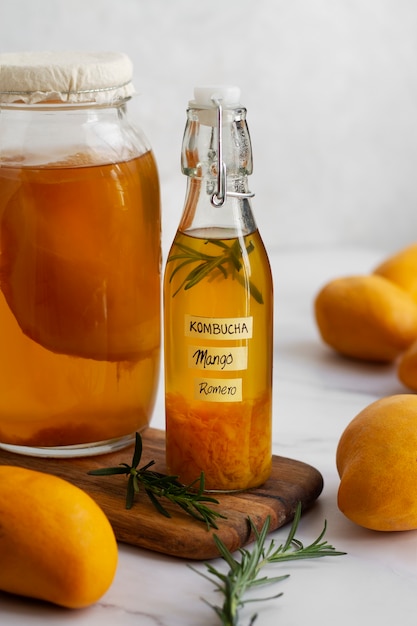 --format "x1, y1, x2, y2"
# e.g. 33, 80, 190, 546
88, 433, 225, 530
167, 237, 264, 304
192, 502, 346, 626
